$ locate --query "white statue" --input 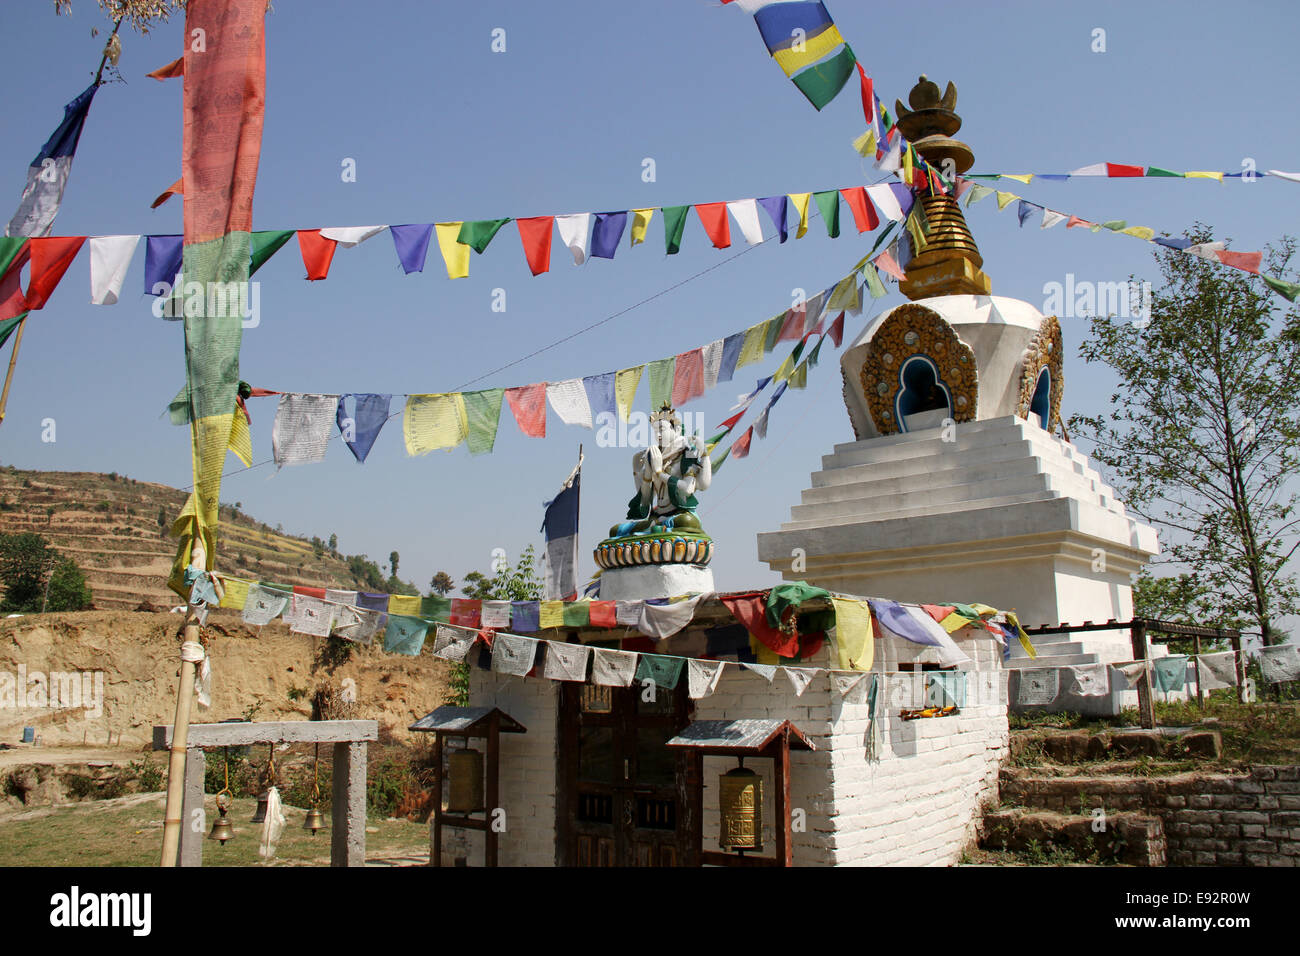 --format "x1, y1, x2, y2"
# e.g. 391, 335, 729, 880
613, 405, 712, 536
